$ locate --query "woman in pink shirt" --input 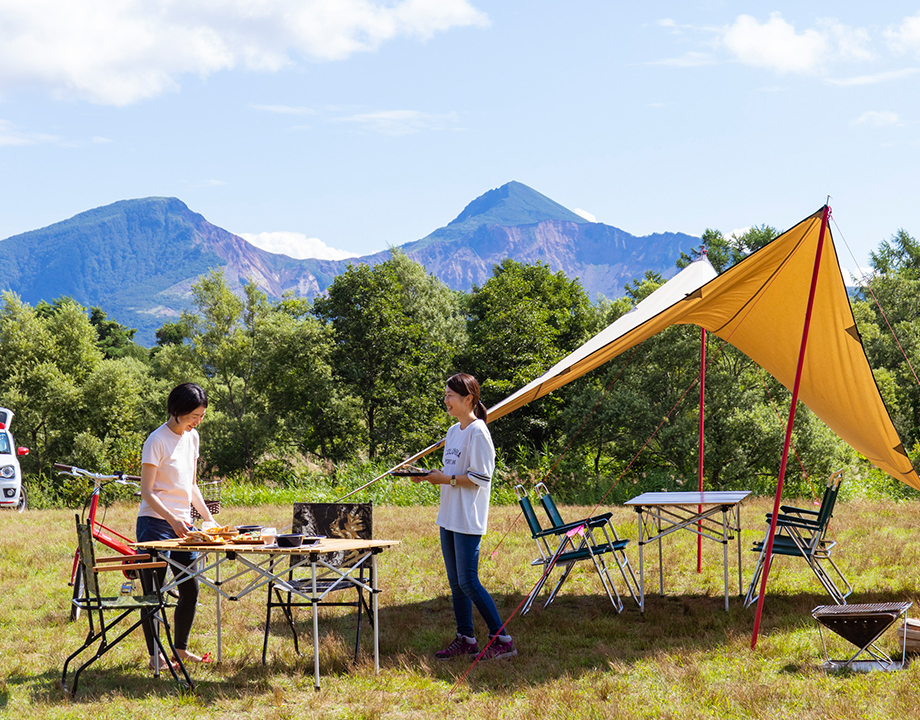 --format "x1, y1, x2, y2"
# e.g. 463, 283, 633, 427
137, 383, 215, 670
